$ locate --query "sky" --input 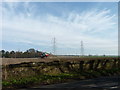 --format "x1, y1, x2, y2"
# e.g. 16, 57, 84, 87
1, 2, 118, 55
